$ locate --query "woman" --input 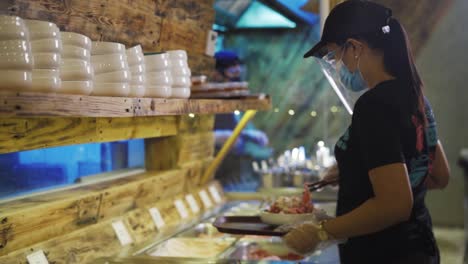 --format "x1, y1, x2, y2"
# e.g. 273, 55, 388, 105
284, 1, 450, 263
